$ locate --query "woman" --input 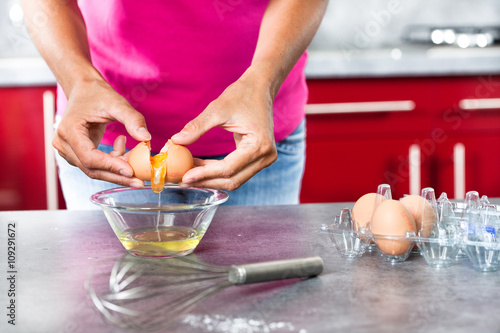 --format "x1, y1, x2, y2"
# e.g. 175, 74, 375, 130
21, 0, 328, 209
